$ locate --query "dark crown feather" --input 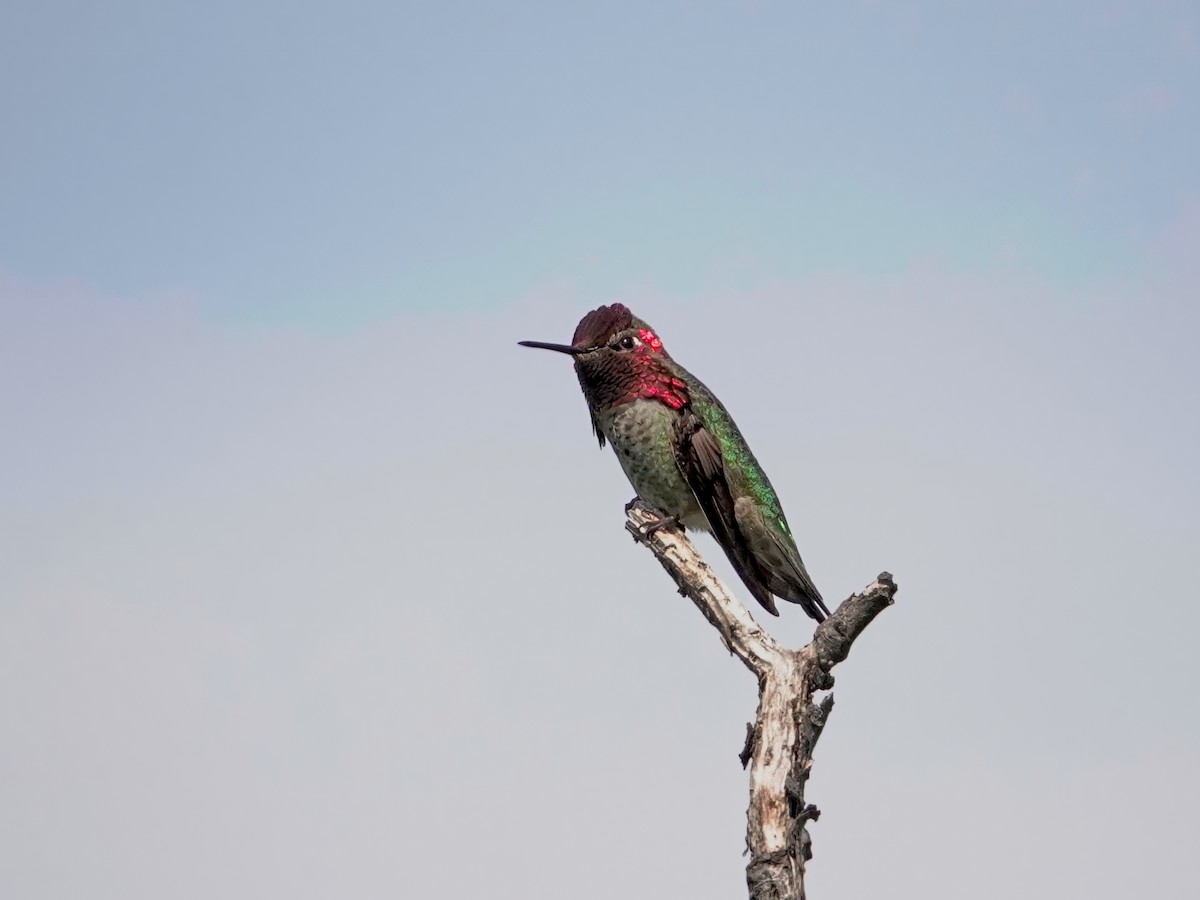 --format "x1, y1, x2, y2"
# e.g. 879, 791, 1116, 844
572, 303, 634, 348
